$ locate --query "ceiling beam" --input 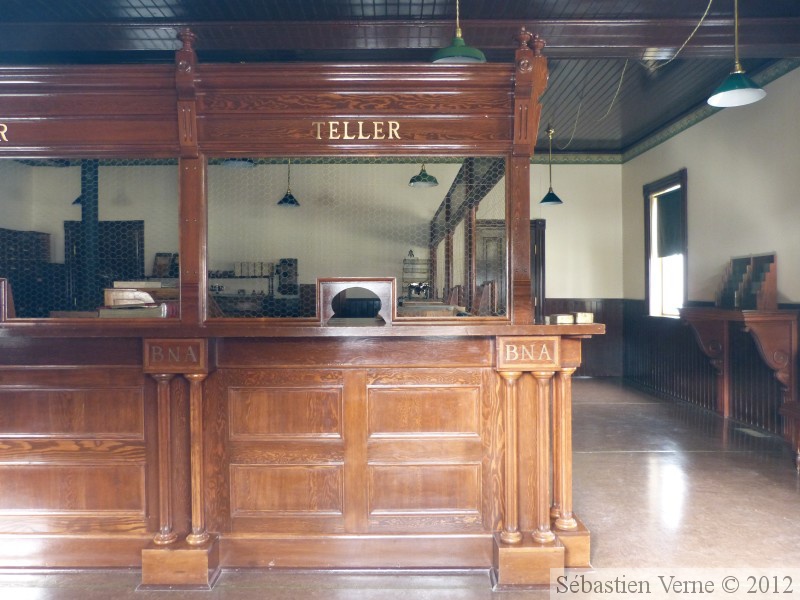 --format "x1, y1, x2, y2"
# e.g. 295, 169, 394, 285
0, 18, 799, 59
